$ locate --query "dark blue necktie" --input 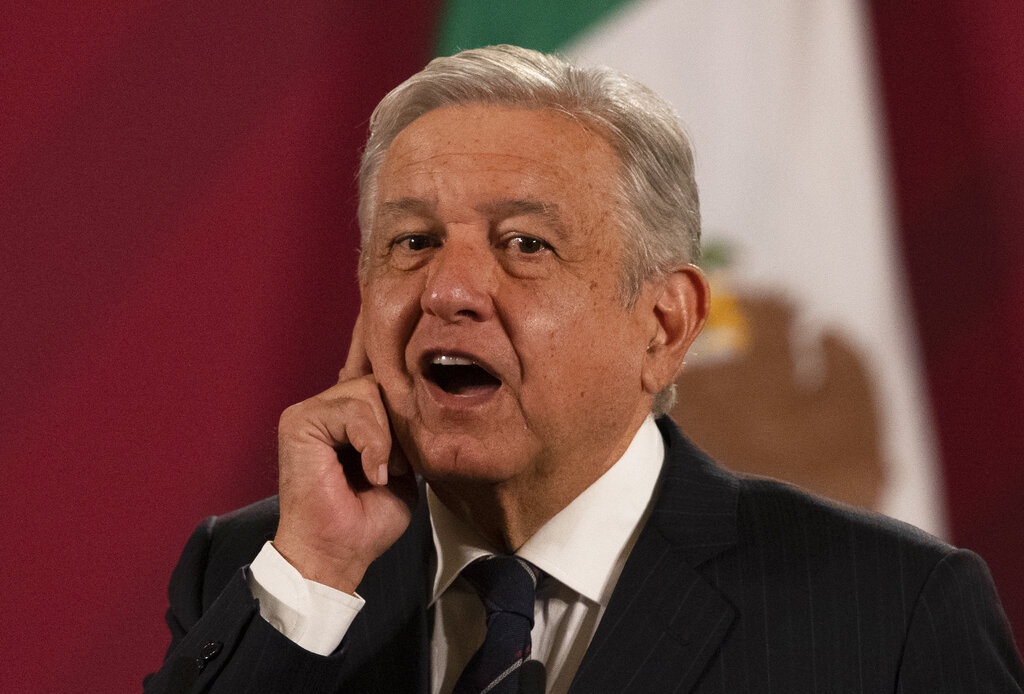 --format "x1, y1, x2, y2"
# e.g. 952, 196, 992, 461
452, 555, 542, 694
